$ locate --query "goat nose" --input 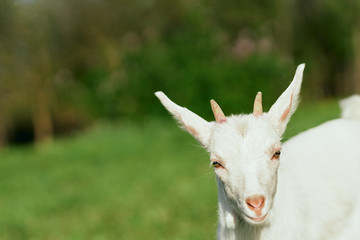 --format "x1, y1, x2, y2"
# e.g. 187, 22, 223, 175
246, 195, 265, 211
